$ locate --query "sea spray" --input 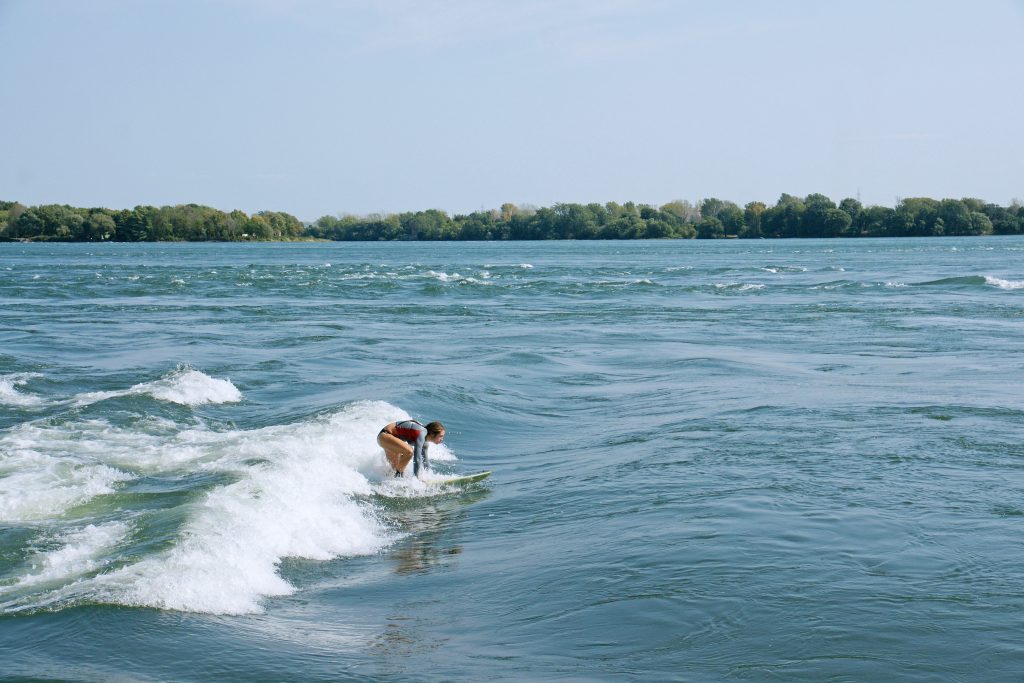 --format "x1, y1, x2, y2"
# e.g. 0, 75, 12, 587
984, 275, 1024, 290
0, 414, 211, 523
14, 522, 131, 589
100, 400, 408, 614
74, 366, 242, 408
0, 428, 134, 522
0, 373, 43, 407
0, 381, 451, 614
